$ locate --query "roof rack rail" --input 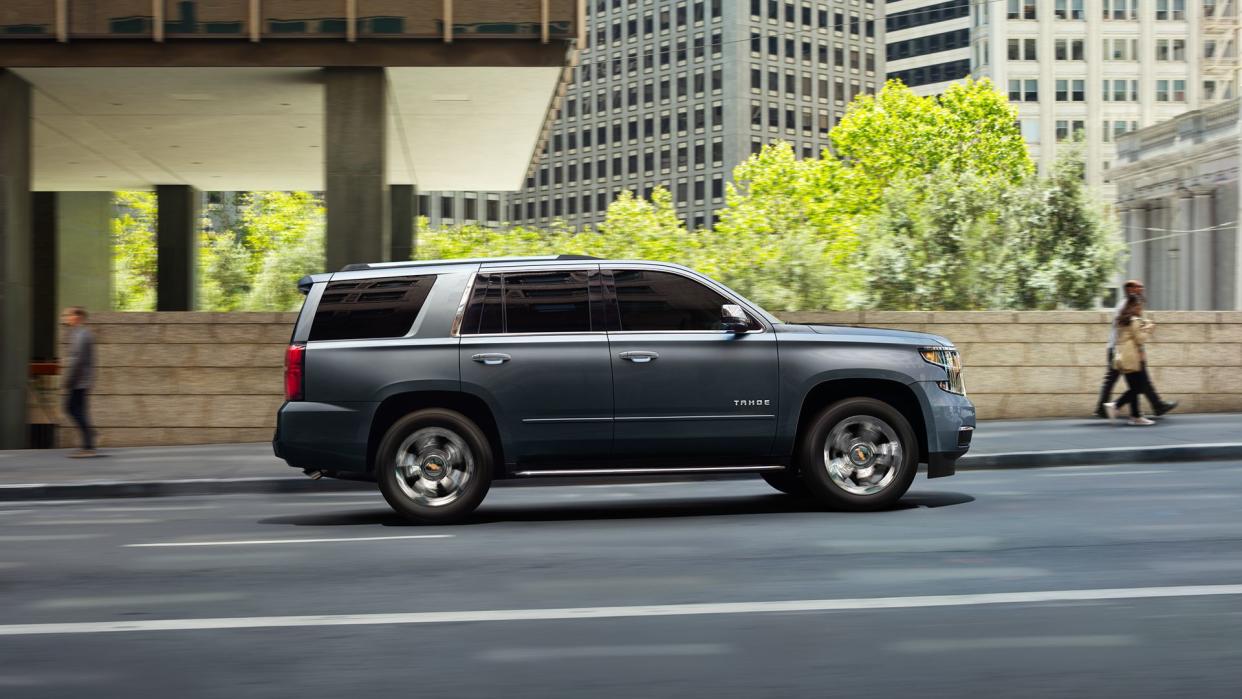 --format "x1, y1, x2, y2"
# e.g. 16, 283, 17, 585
339, 254, 600, 272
